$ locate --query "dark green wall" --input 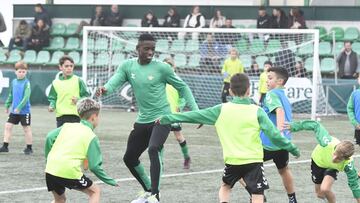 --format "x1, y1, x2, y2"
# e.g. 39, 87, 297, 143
14, 5, 360, 21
